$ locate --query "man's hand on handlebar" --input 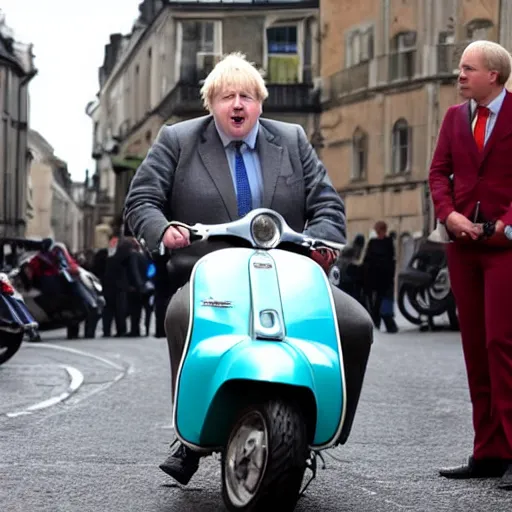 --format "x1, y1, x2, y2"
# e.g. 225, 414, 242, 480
162, 225, 191, 250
